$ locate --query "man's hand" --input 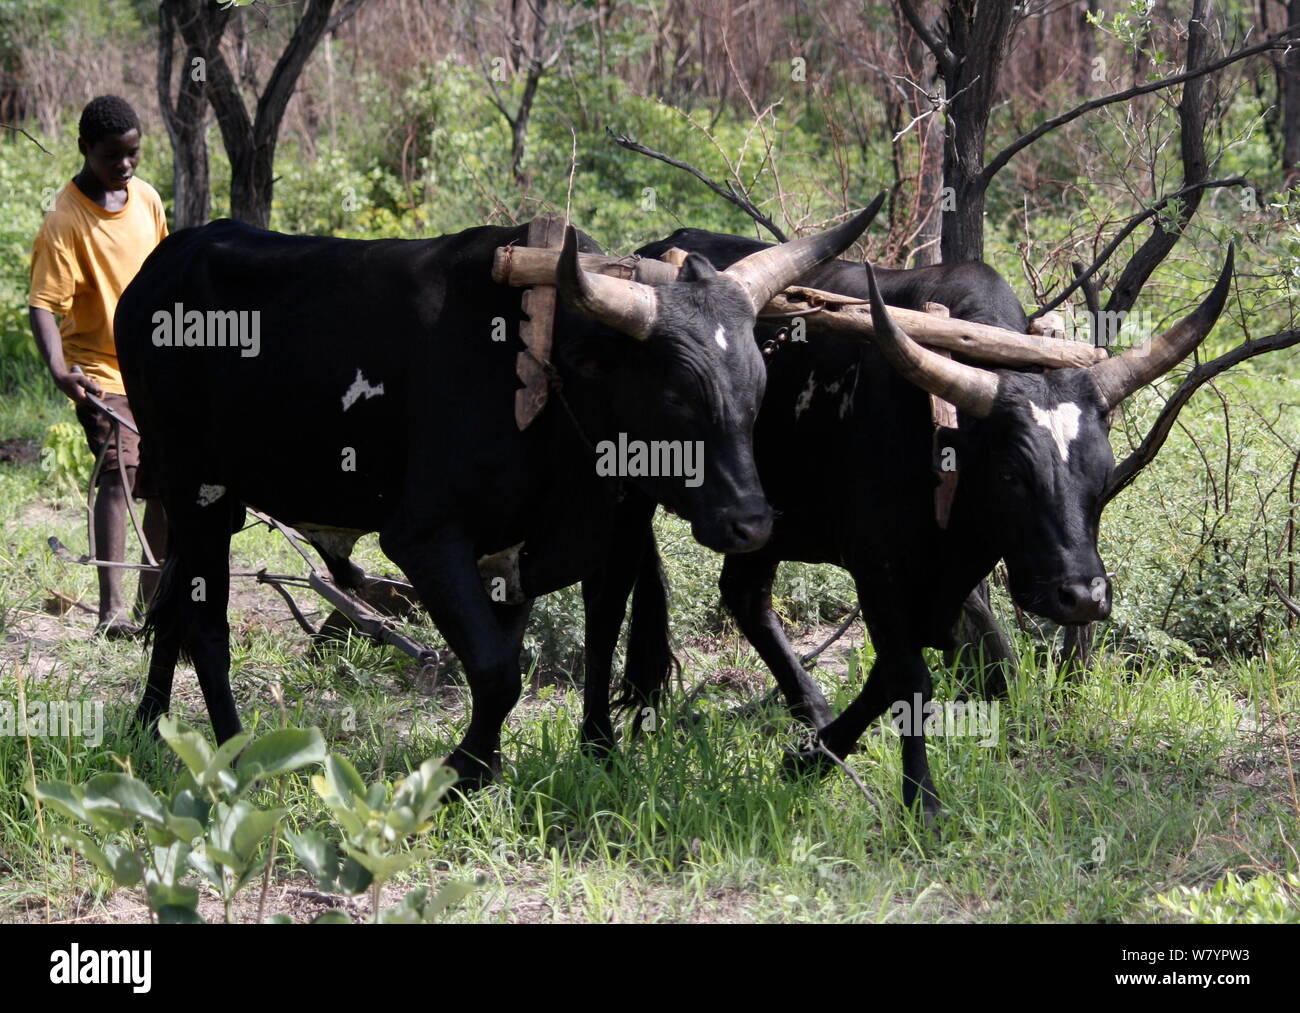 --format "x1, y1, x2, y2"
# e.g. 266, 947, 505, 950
29, 307, 102, 405
55, 368, 102, 405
